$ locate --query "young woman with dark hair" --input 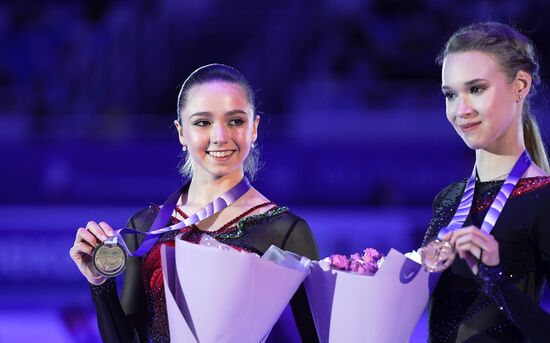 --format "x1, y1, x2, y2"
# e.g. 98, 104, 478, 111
70, 63, 319, 342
